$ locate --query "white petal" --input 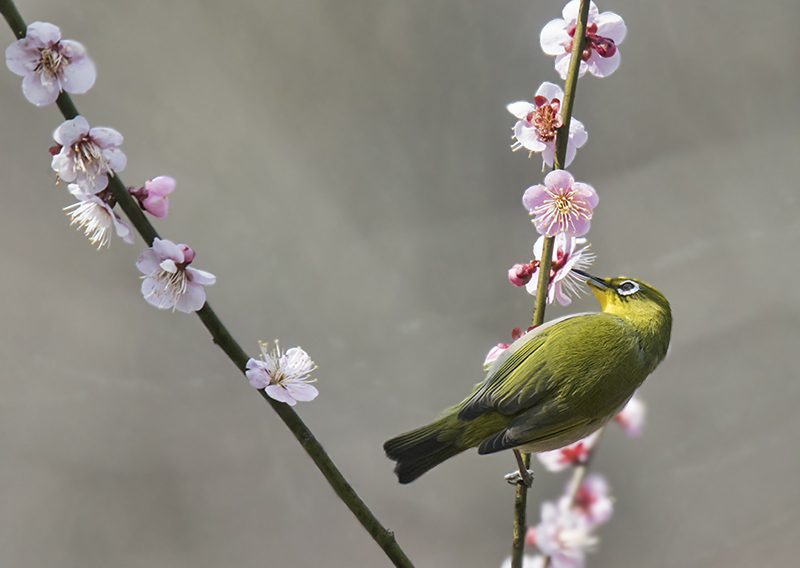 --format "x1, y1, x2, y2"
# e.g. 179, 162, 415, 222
596, 12, 627, 43
587, 50, 620, 77
507, 101, 535, 119
535, 82, 564, 101
540, 19, 570, 55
